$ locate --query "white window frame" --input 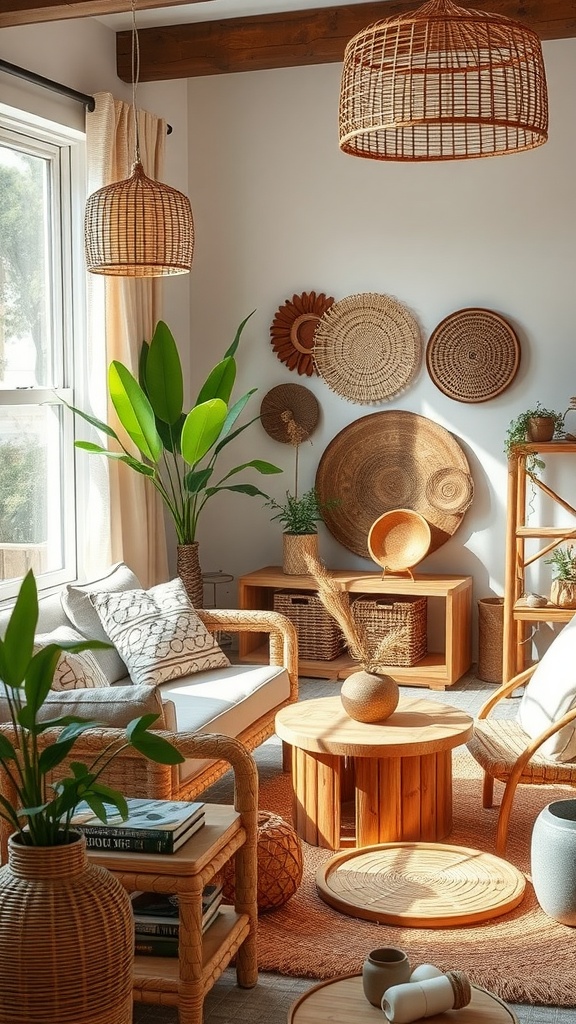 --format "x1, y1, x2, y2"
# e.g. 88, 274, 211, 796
0, 104, 86, 602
